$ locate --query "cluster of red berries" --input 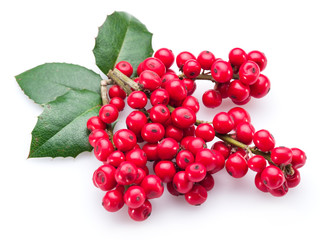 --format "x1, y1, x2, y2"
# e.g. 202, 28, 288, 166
113, 47, 270, 108
86, 48, 305, 221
